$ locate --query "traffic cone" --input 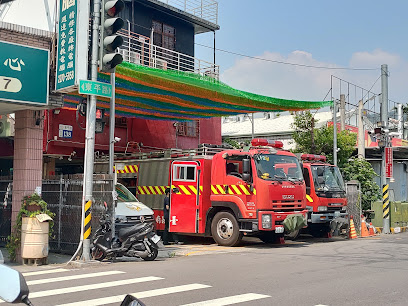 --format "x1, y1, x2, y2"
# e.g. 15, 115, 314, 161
369, 222, 376, 236
349, 216, 357, 239
361, 219, 370, 237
